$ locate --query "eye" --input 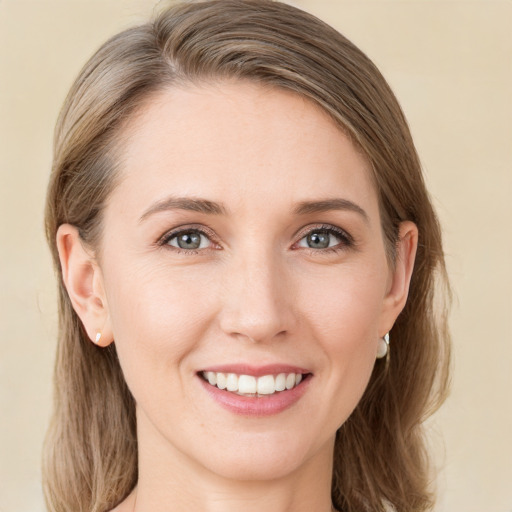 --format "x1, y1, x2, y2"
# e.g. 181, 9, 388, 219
165, 229, 212, 251
296, 226, 352, 251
